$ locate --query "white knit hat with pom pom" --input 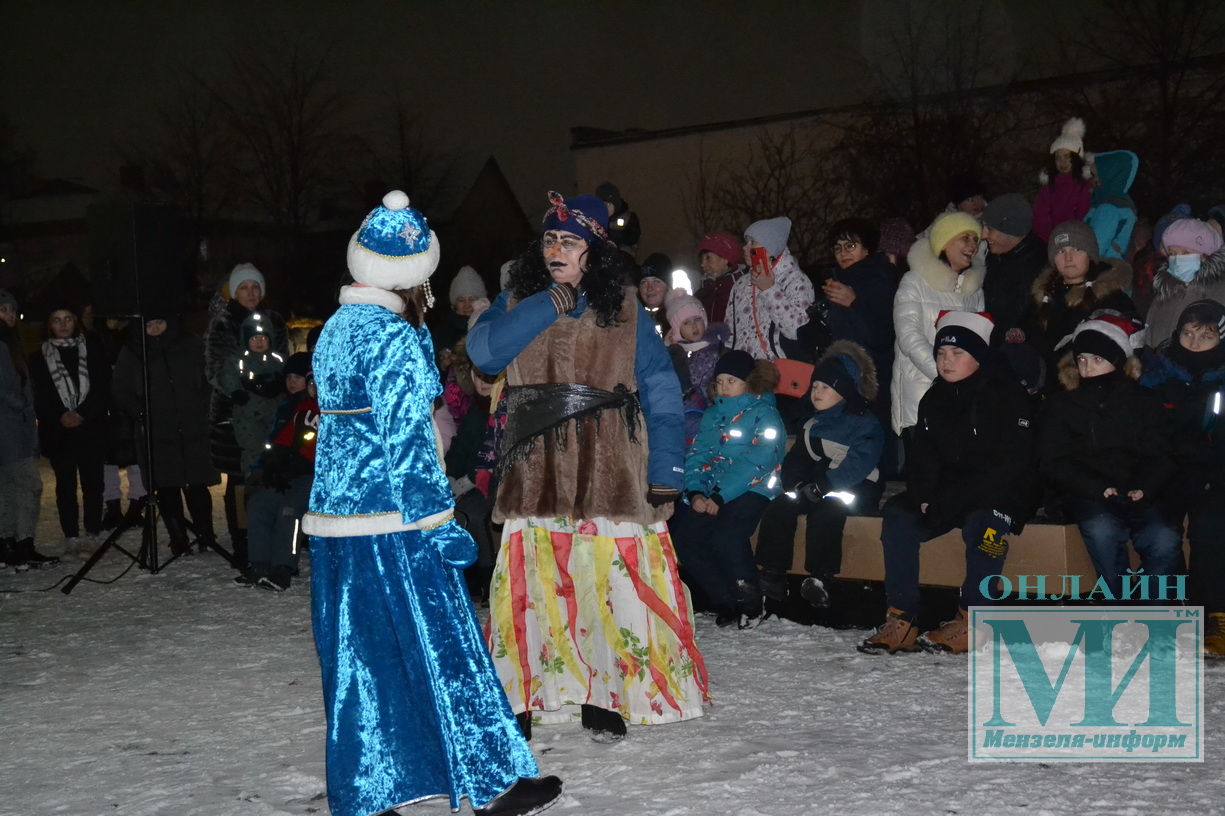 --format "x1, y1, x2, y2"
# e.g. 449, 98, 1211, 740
1049, 117, 1086, 156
